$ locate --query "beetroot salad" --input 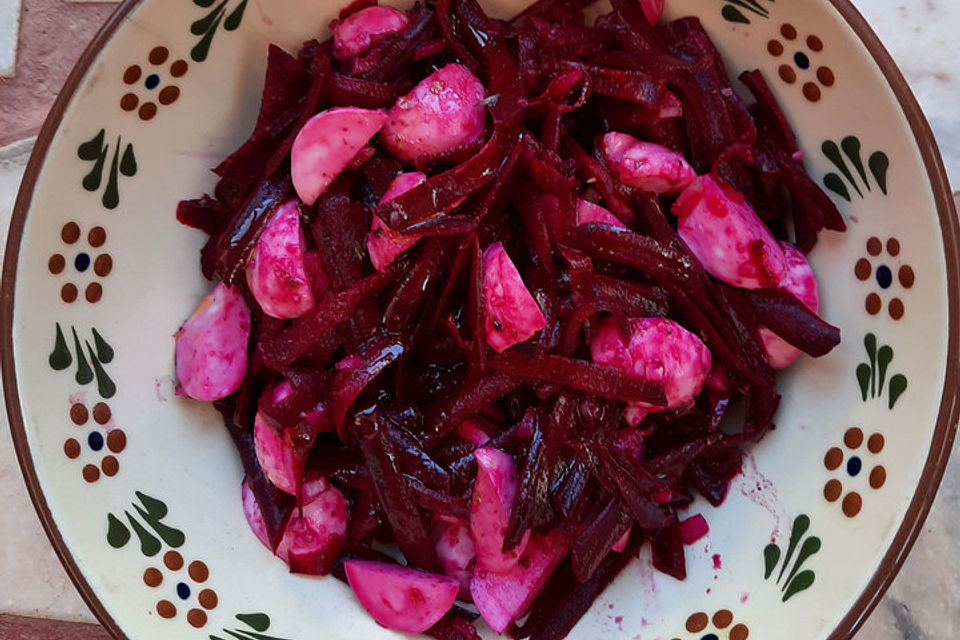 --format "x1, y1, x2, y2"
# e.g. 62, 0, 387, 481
173, 0, 843, 637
